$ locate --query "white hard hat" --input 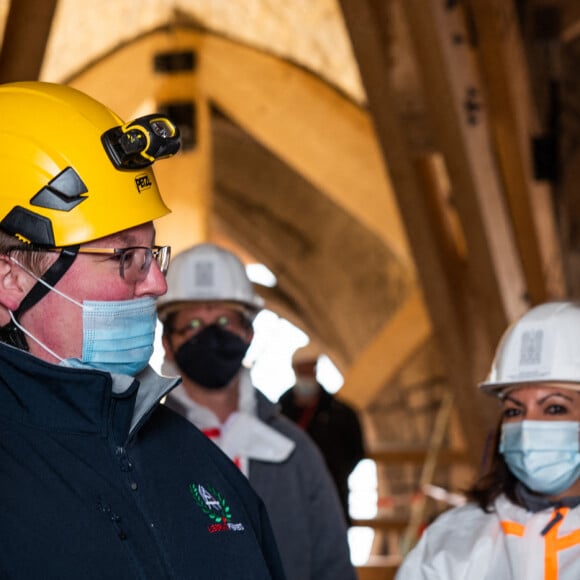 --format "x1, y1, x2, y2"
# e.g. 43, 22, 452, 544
157, 243, 264, 320
480, 301, 580, 396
